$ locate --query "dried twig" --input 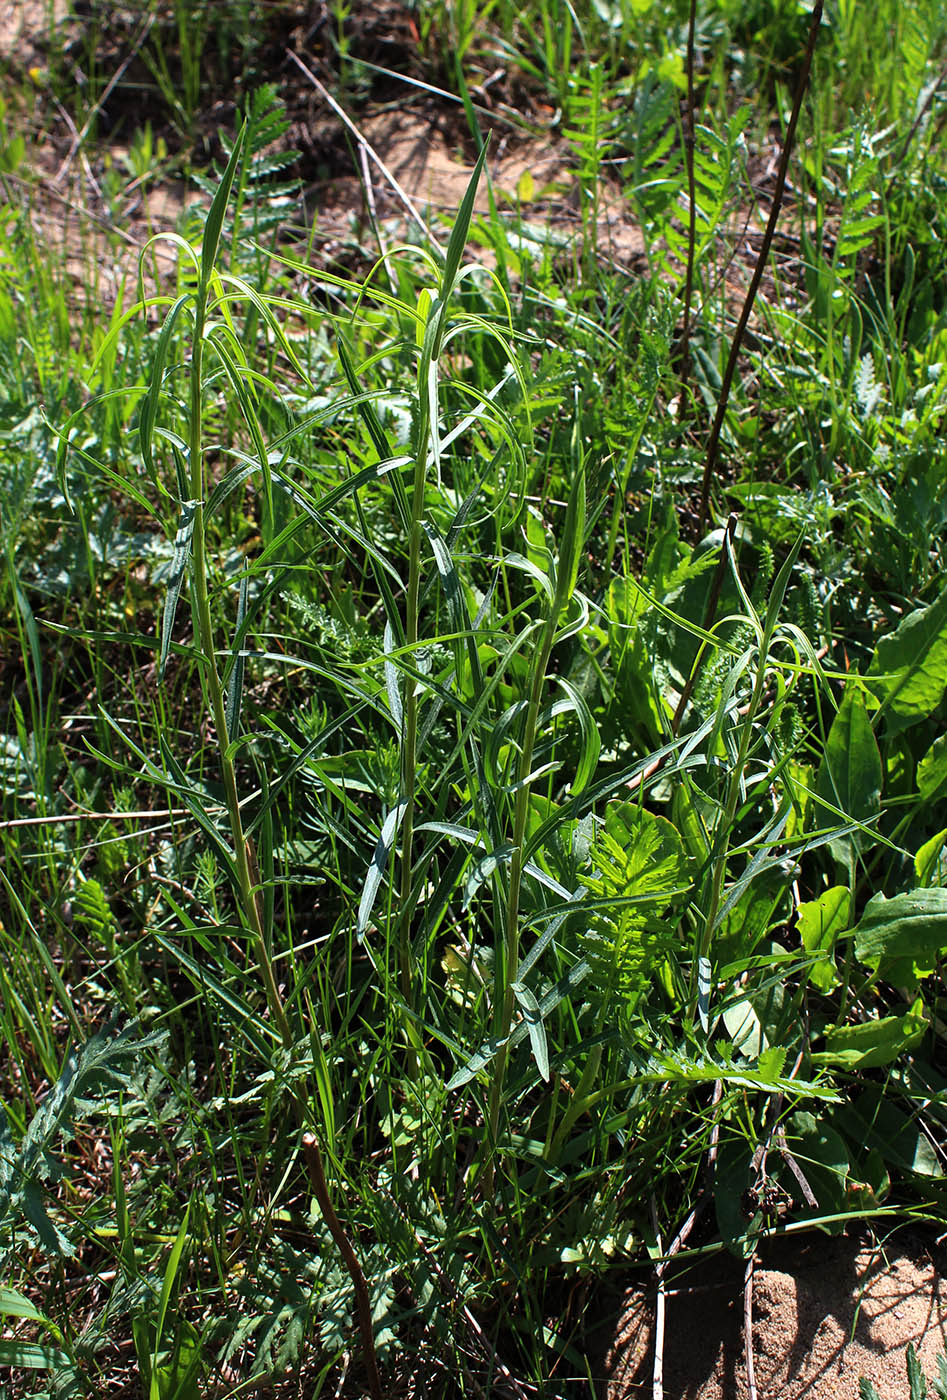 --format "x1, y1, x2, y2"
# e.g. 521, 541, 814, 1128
357, 141, 391, 269
650, 1081, 724, 1400
894, 67, 946, 170
696, 0, 824, 536
287, 49, 442, 252
302, 1133, 382, 1400
650, 1197, 665, 1400
677, 0, 698, 405
54, 9, 156, 185
776, 1125, 818, 1208
0, 806, 194, 832
744, 1253, 758, 1400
